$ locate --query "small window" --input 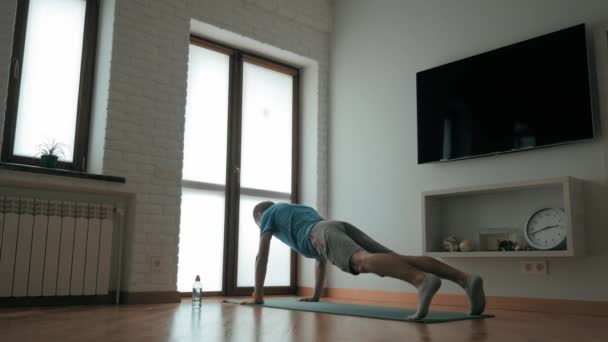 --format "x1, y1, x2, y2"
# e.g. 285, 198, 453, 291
2, 0, 99, 171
